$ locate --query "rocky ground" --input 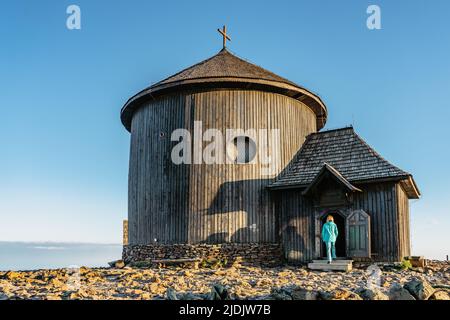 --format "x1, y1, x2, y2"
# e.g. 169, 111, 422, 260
0, 260, 448, 300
